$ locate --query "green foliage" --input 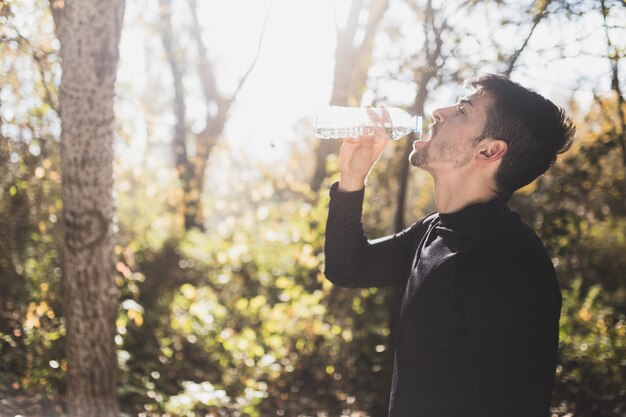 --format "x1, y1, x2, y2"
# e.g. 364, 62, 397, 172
0, 0, 65, 400
554, 279, 626, 417
109, 159, 397, 416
